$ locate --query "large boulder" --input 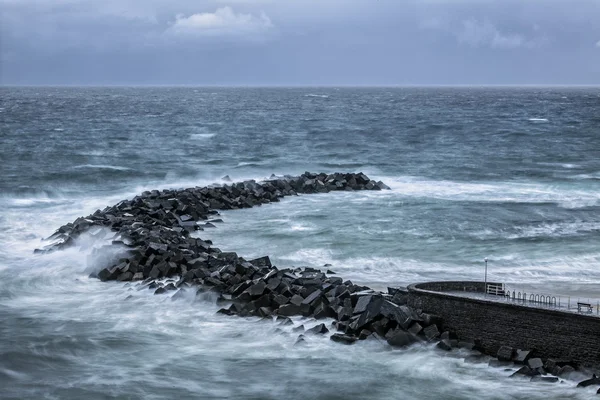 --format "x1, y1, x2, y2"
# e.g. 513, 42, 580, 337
386, 330, 418, 348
